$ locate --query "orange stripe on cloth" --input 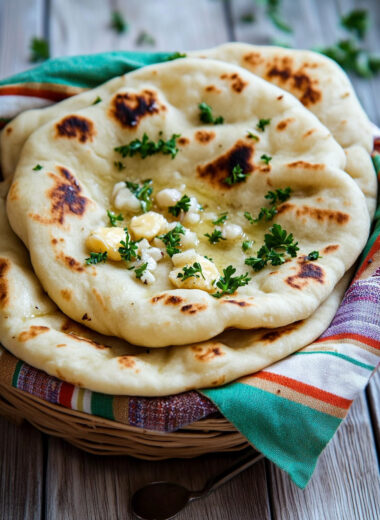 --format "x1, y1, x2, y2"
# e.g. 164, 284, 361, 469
249, 371, 352, 409
0, 85, 75, 101
353, 237, 380, 281
316, 332, 380, 350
